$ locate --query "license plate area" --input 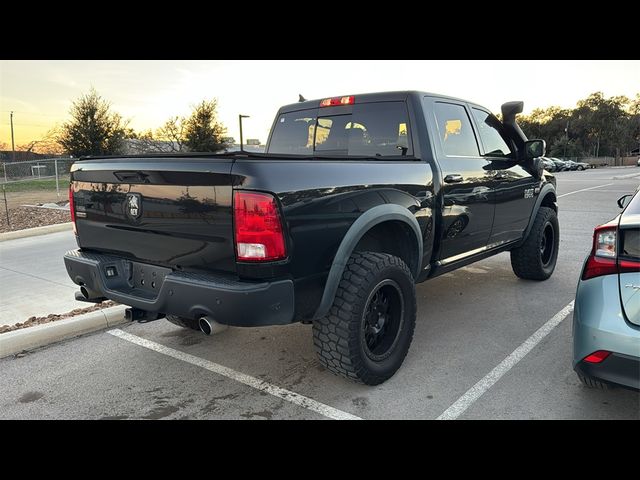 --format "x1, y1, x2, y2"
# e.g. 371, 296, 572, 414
130, 262, 172, 296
